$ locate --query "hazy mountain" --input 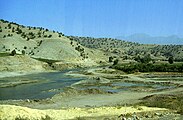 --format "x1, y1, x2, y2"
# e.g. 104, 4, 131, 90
116, 33, 183, 45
